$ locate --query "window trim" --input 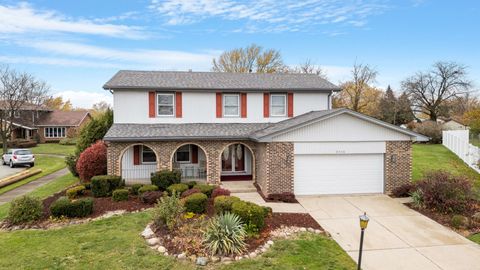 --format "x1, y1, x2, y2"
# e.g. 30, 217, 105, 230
223, 94, 240, 117
141, 146, 157, 164
270, 94, 287, 117
175, 145, 191, 163
44, 127, 67, 138
156, 93, 175, 117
